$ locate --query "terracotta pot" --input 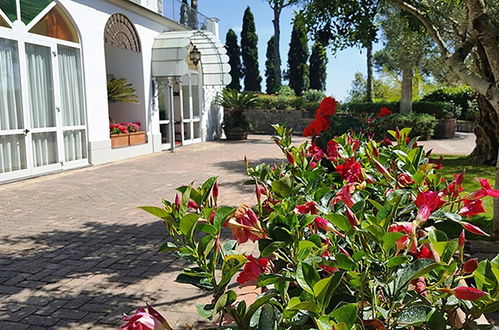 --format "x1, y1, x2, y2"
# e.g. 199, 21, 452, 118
110, 134, 129, 148
225, 127, 248, 140
129, 131, 147, 146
